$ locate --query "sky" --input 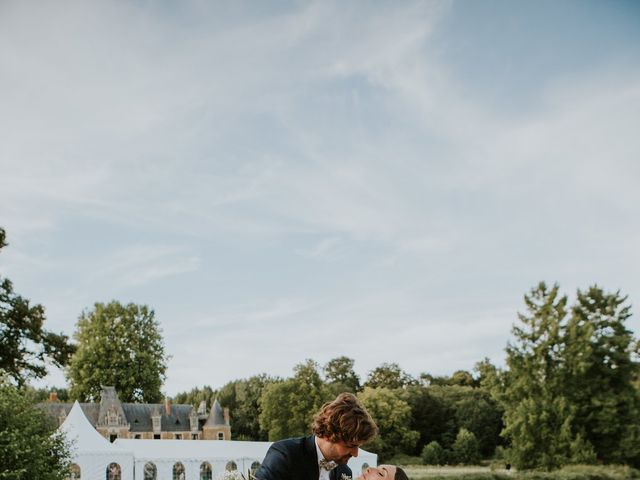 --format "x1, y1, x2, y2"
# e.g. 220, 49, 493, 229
1, 0, 639, 397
